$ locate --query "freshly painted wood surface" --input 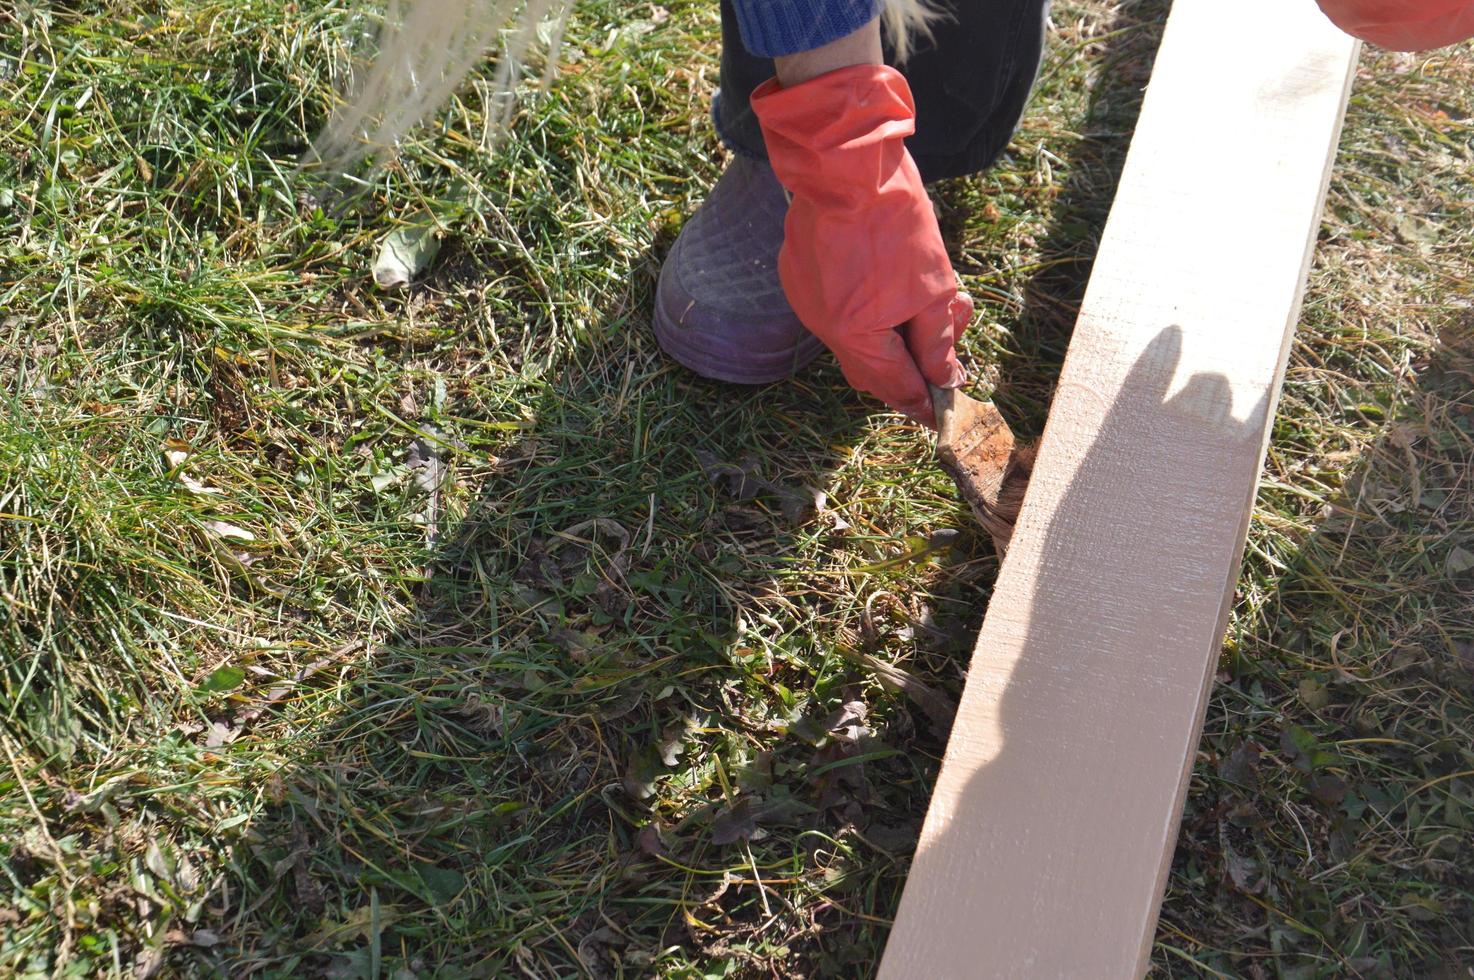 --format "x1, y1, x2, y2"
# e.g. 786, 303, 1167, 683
880, 0, 1359, 974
